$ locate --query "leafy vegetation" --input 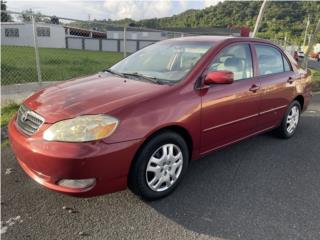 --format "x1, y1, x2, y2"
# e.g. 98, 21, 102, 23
311, 69, 320, 83
77, 1, 320, 45
1, 46, 123, 84
138, 1, 320, 44
0, 0, 11, 22
1, 103, 19, 127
